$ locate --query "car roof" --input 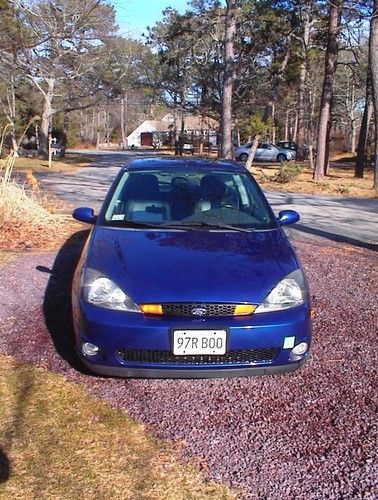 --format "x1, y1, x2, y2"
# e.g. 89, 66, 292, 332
122, 157, 246, 173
